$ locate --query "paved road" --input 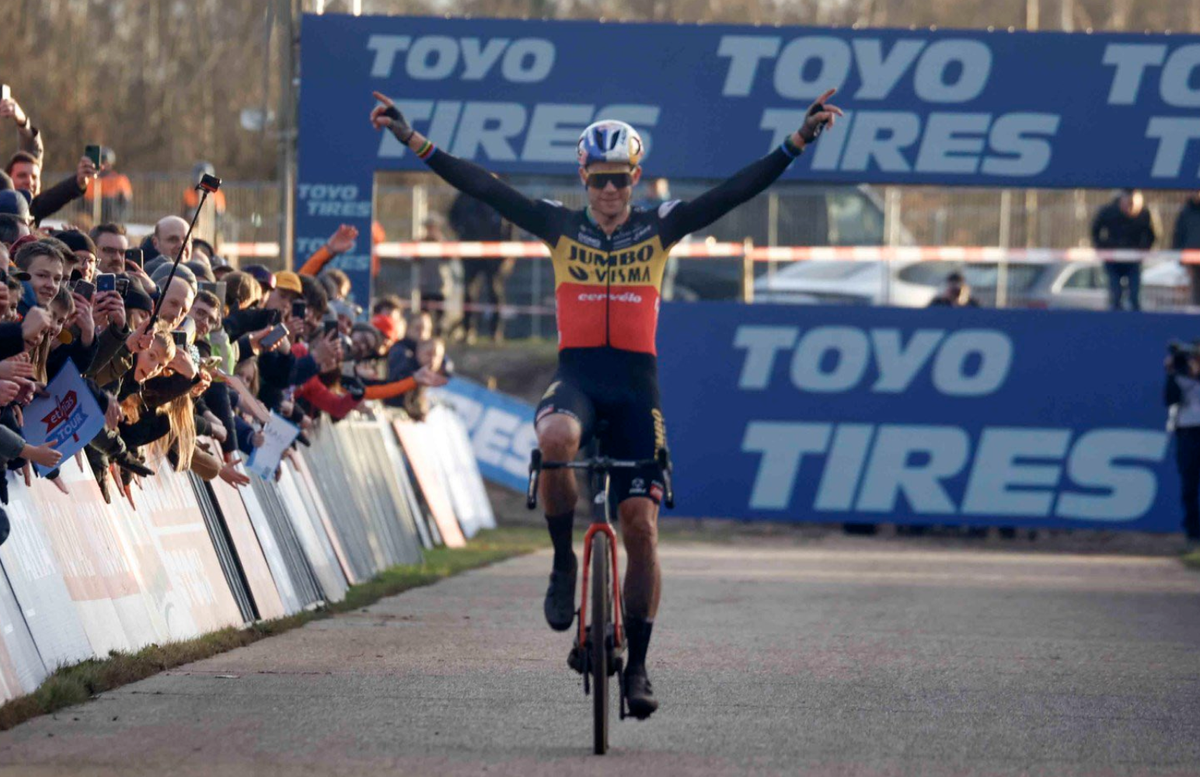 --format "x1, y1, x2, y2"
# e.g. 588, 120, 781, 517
4, 538, 1200, 777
